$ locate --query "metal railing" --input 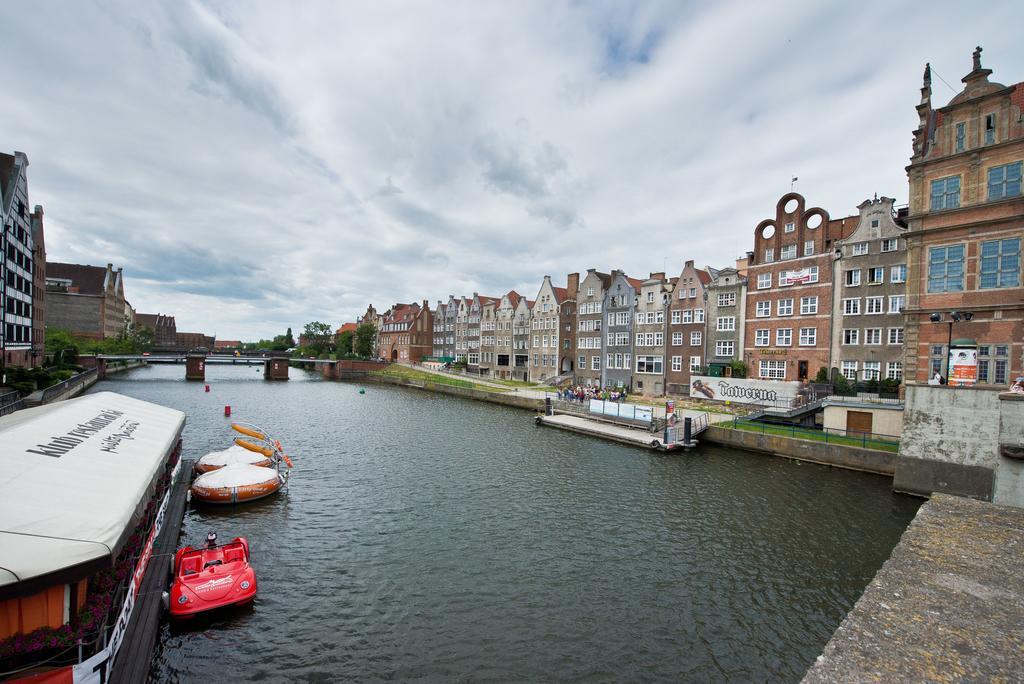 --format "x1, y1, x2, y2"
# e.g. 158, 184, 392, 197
548, 397, 658, 431
0, 397, 25, 417
728, 416, 900, 451
39, 367, 98, 404
0, 389, 20, 406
